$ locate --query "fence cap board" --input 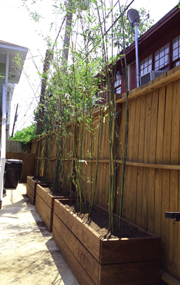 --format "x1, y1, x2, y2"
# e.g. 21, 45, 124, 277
116, 68, 180, 104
